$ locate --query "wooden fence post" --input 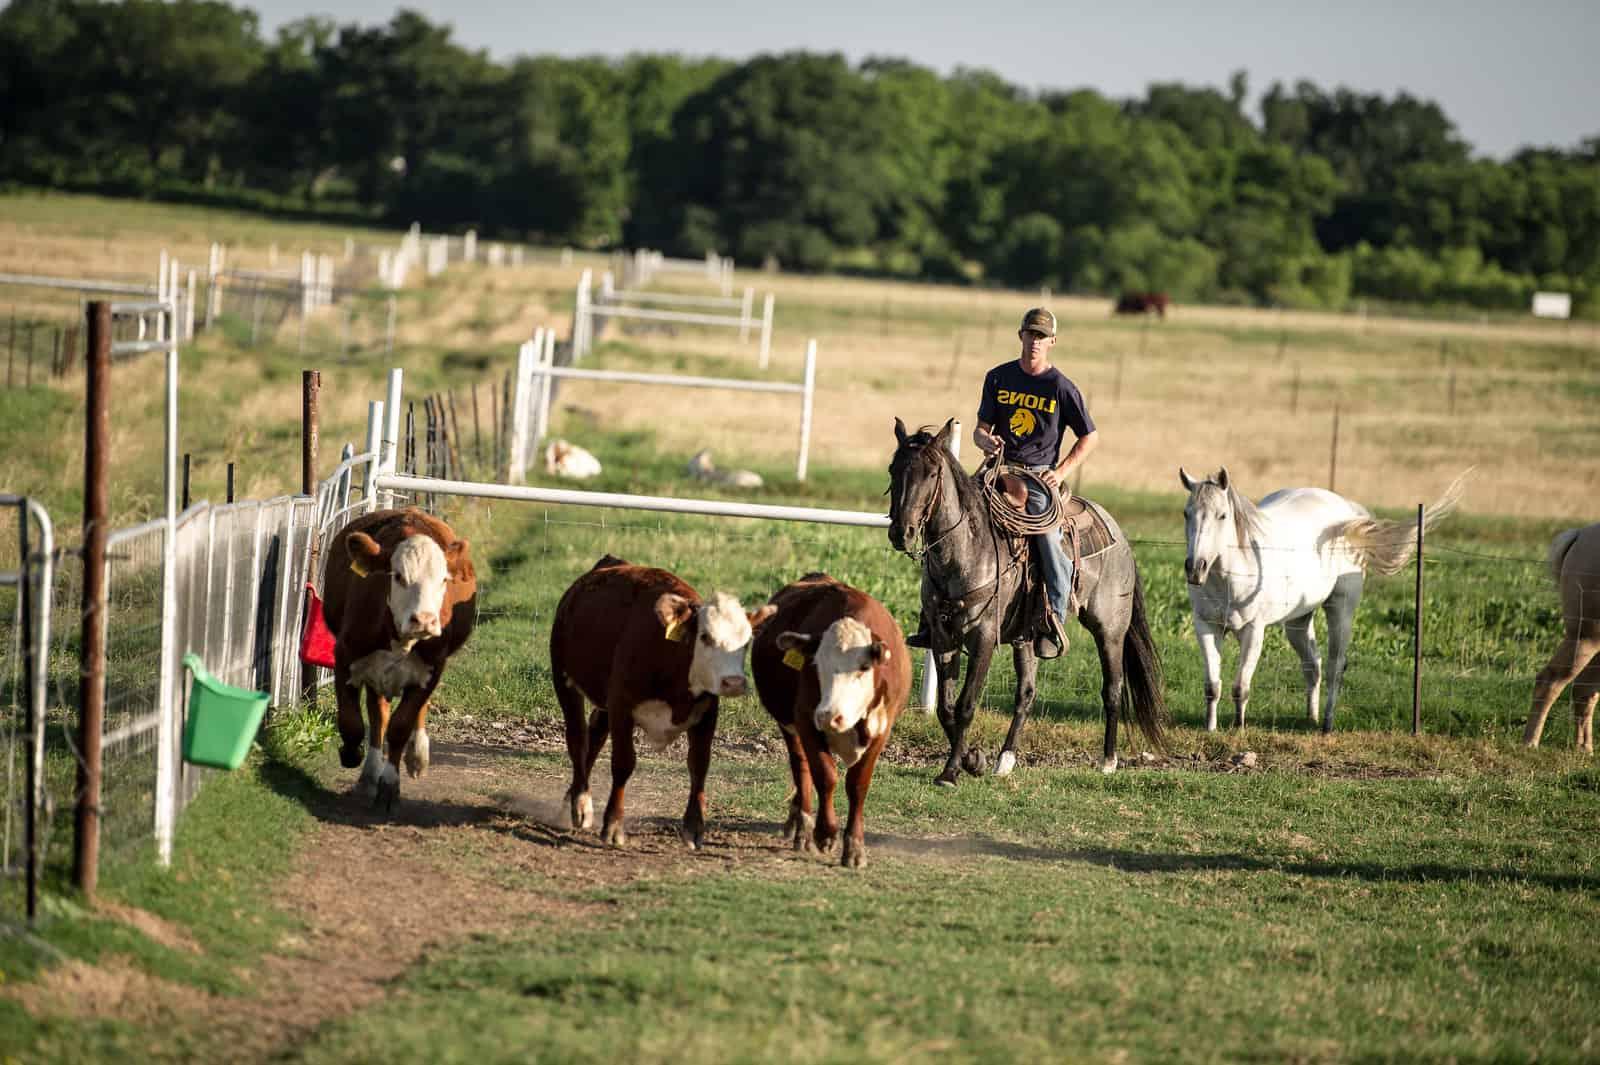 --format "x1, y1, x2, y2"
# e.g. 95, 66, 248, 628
75, 300, 111, 899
